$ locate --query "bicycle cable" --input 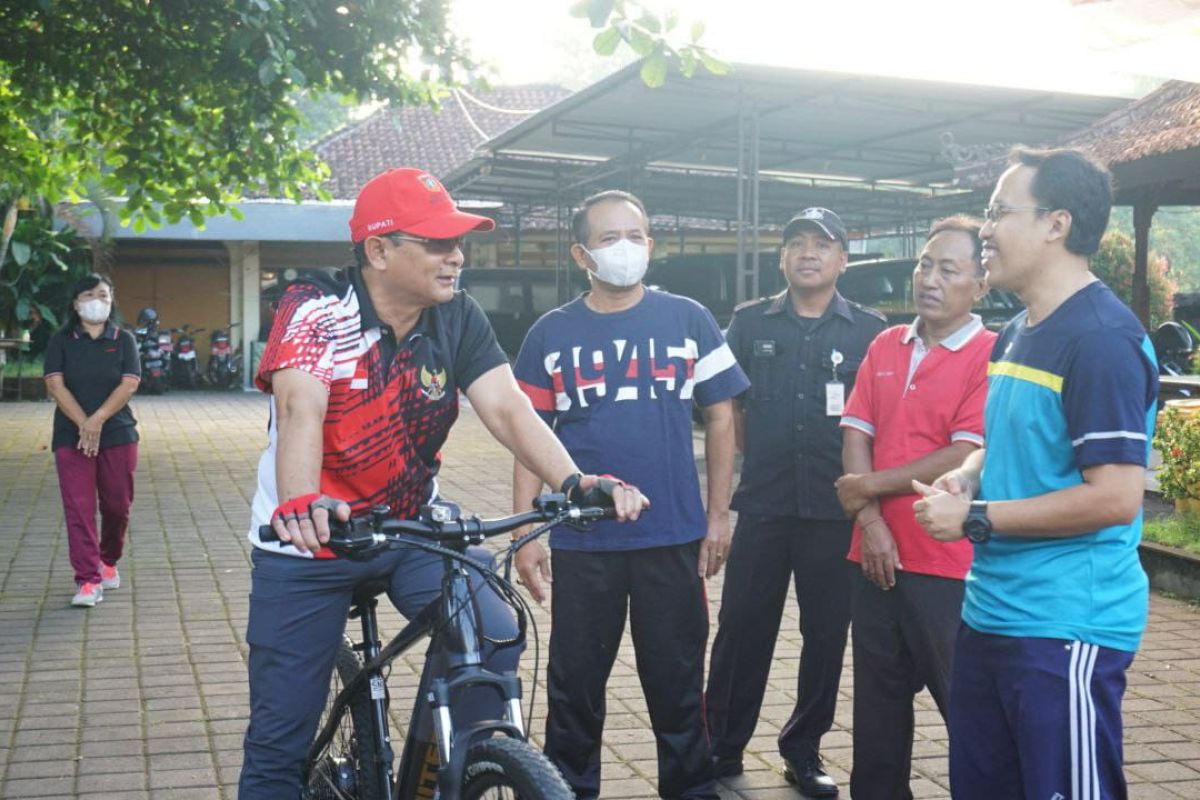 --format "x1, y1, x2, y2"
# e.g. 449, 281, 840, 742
351, 519, 559, 688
